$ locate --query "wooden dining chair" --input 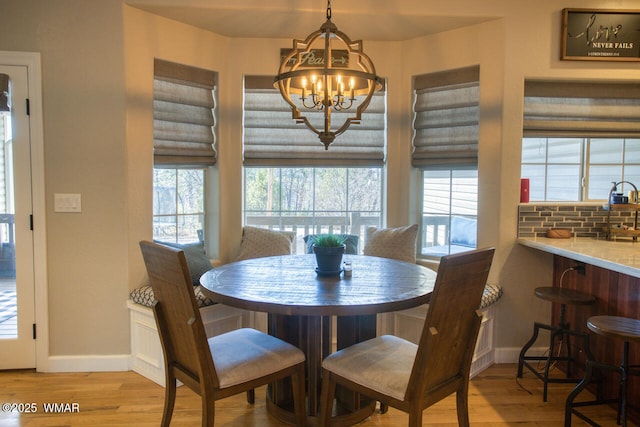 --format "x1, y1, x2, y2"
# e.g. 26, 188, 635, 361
319, 247, 495, 427
139, 240, 306, 427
